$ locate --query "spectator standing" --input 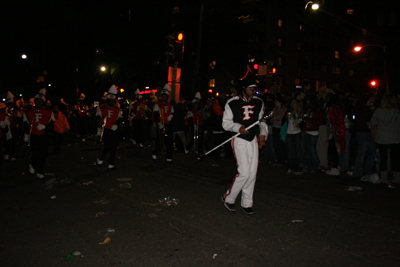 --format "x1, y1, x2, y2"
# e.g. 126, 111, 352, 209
370, 94, 400, 188
286, 99, 303, 174
271, 95, 287, 166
